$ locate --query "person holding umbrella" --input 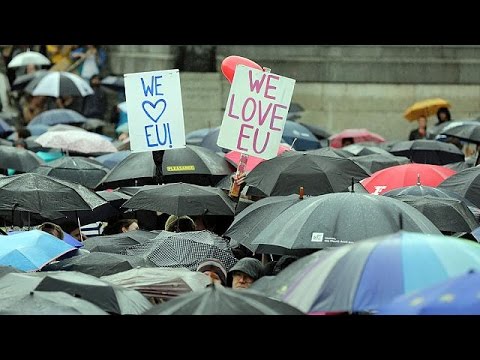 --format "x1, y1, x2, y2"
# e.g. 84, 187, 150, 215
409, 115, 428, 140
